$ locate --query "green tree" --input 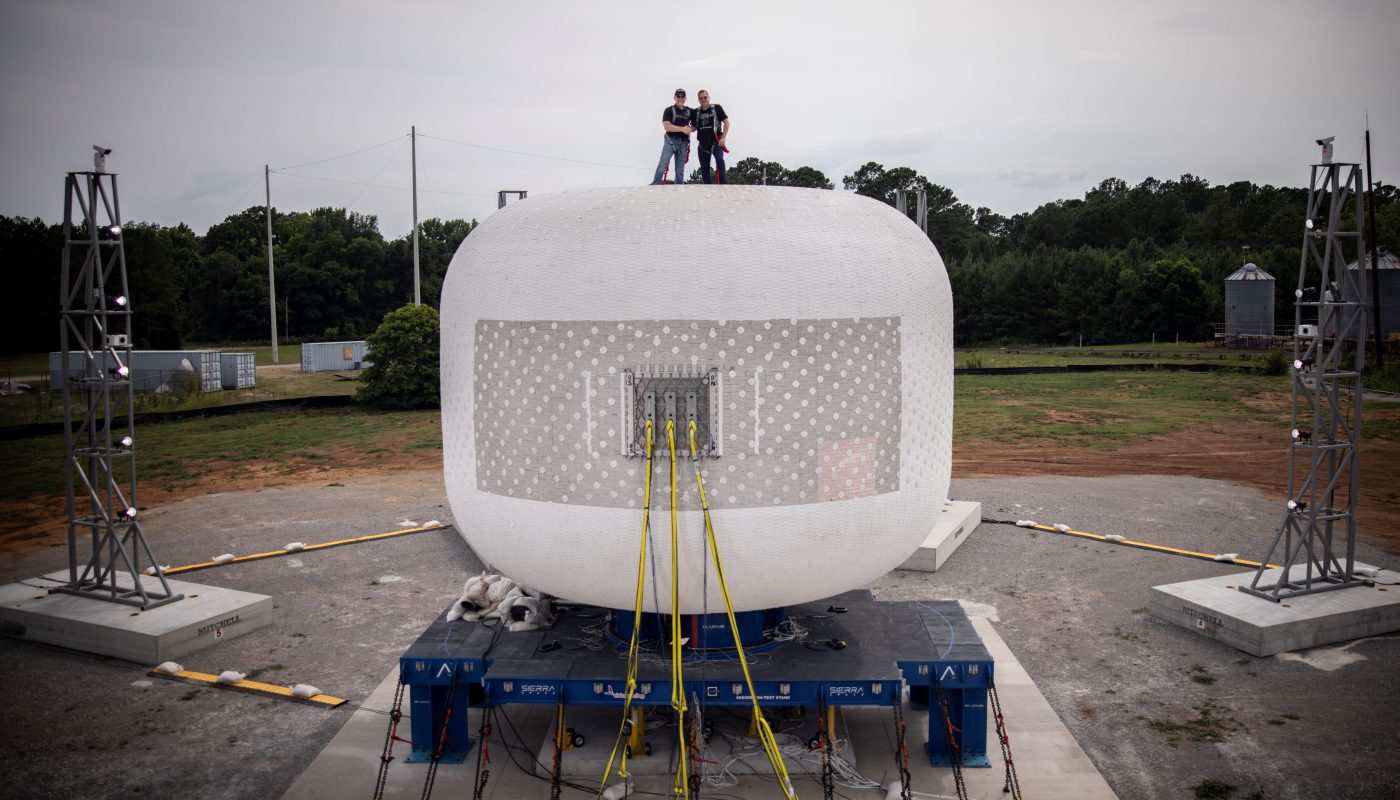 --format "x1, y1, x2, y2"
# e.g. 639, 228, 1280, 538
189, 251, 268, 341
698, 157, 833, 188
2, 215, 64, 353
384, 217, 477, 309
121, 221, 184, 349
1115, 257, 1213, 341
356, 304, 440, 409
842, 162, 982, 262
